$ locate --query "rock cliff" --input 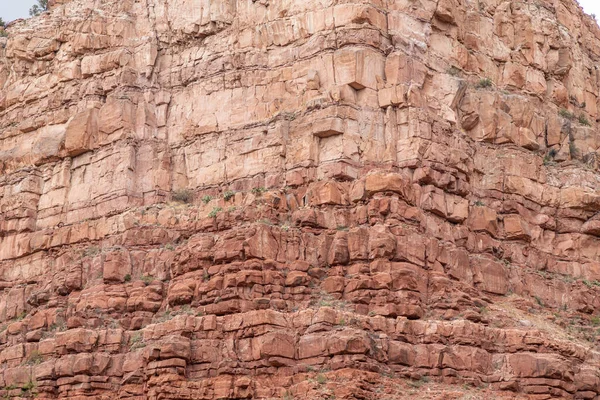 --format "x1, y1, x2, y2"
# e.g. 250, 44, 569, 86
1, 0, 600, 398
